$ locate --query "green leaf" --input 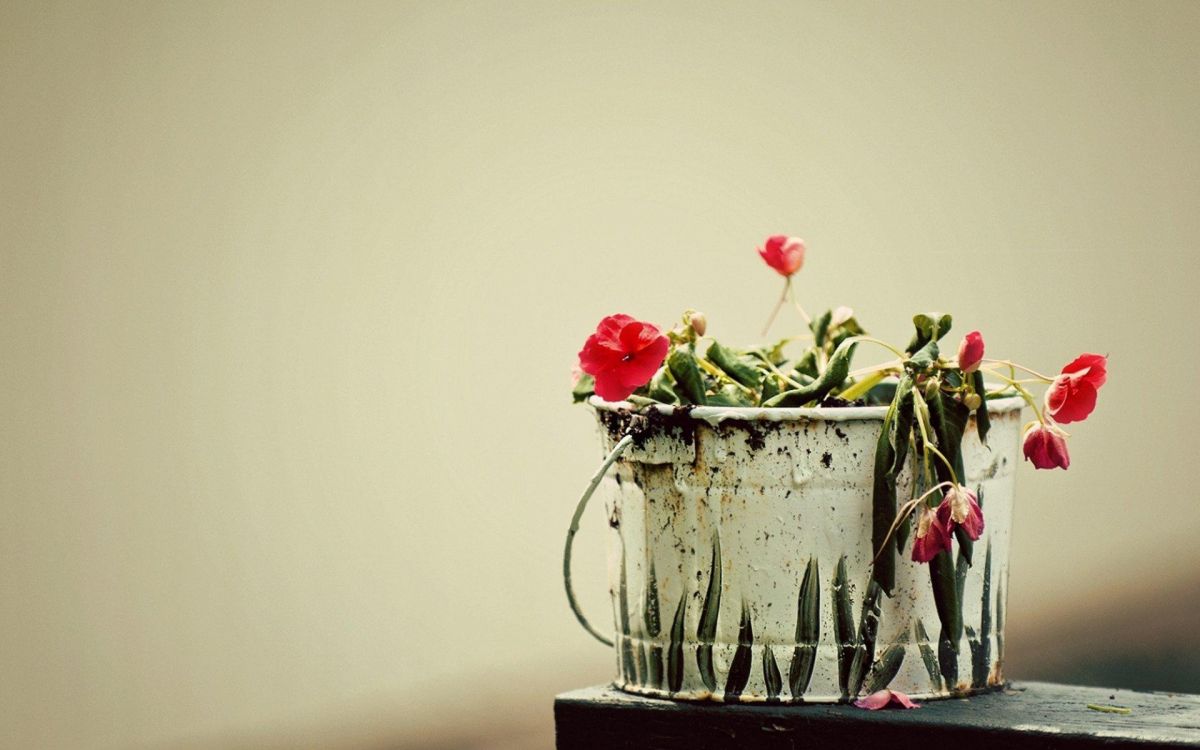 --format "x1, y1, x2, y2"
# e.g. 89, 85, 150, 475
930, 547, 962, 666
811, 309, 833, 347
667, 348, 708, 405
938, 627, 958, 692
571, 372, 595, 403
832, 556, 855, 699
865, 644, 906, 693
696, 531, 722, 692
667, 595, 686, 693
906, 312, 953, 354
971, 370, 991, 445
706, 383, 755, 407
762, 646, 783, 702
762, 340, 858, 407
794, 349, 819, 378
788, 557, 820, 698
870, 375, 914, 593
907, 340, 940, 372
723, 602, 753, 701
706, 341, 762, 389
848, 580, 883, 697
648, 367, 678, 404
915, 619, 942, 691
